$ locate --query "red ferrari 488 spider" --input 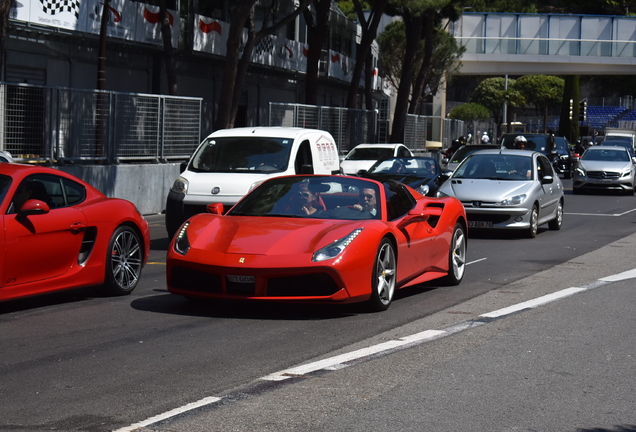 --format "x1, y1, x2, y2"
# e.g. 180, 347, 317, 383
167, 175, 467, 311
0, 163, 150, 303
